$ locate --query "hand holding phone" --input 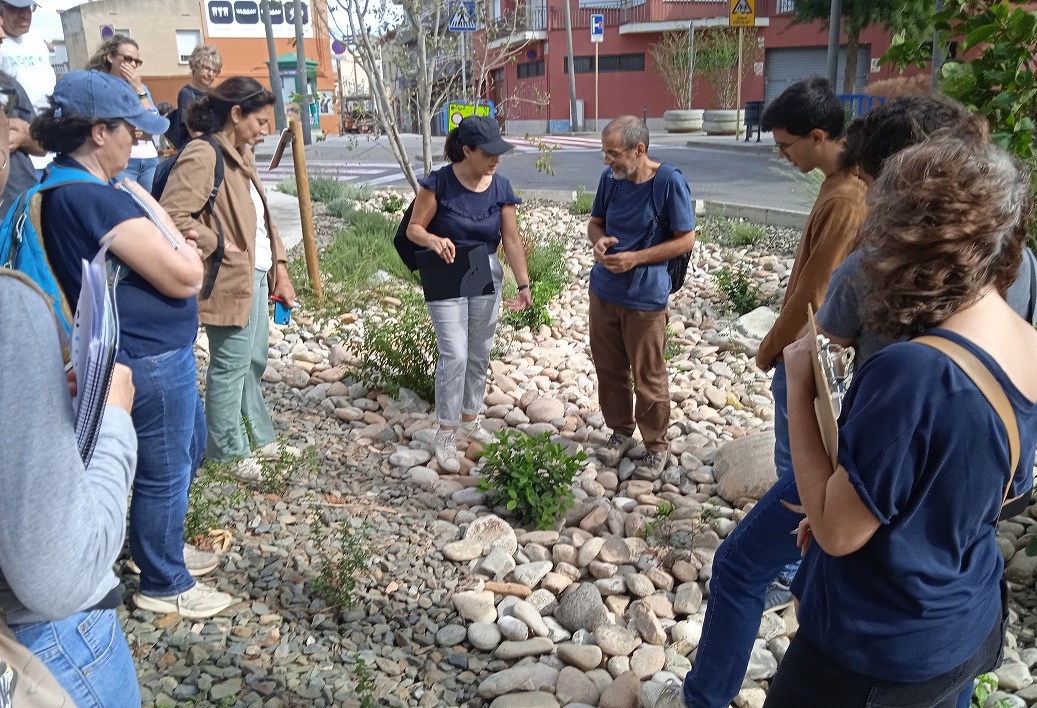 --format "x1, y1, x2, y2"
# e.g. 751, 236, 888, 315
271, 295, 291, 325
